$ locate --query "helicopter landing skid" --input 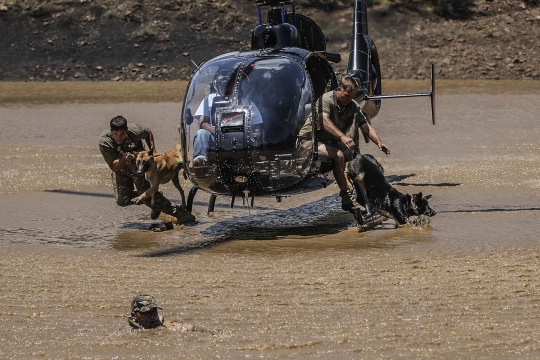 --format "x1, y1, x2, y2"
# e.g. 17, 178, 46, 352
354, 209, 388, 232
